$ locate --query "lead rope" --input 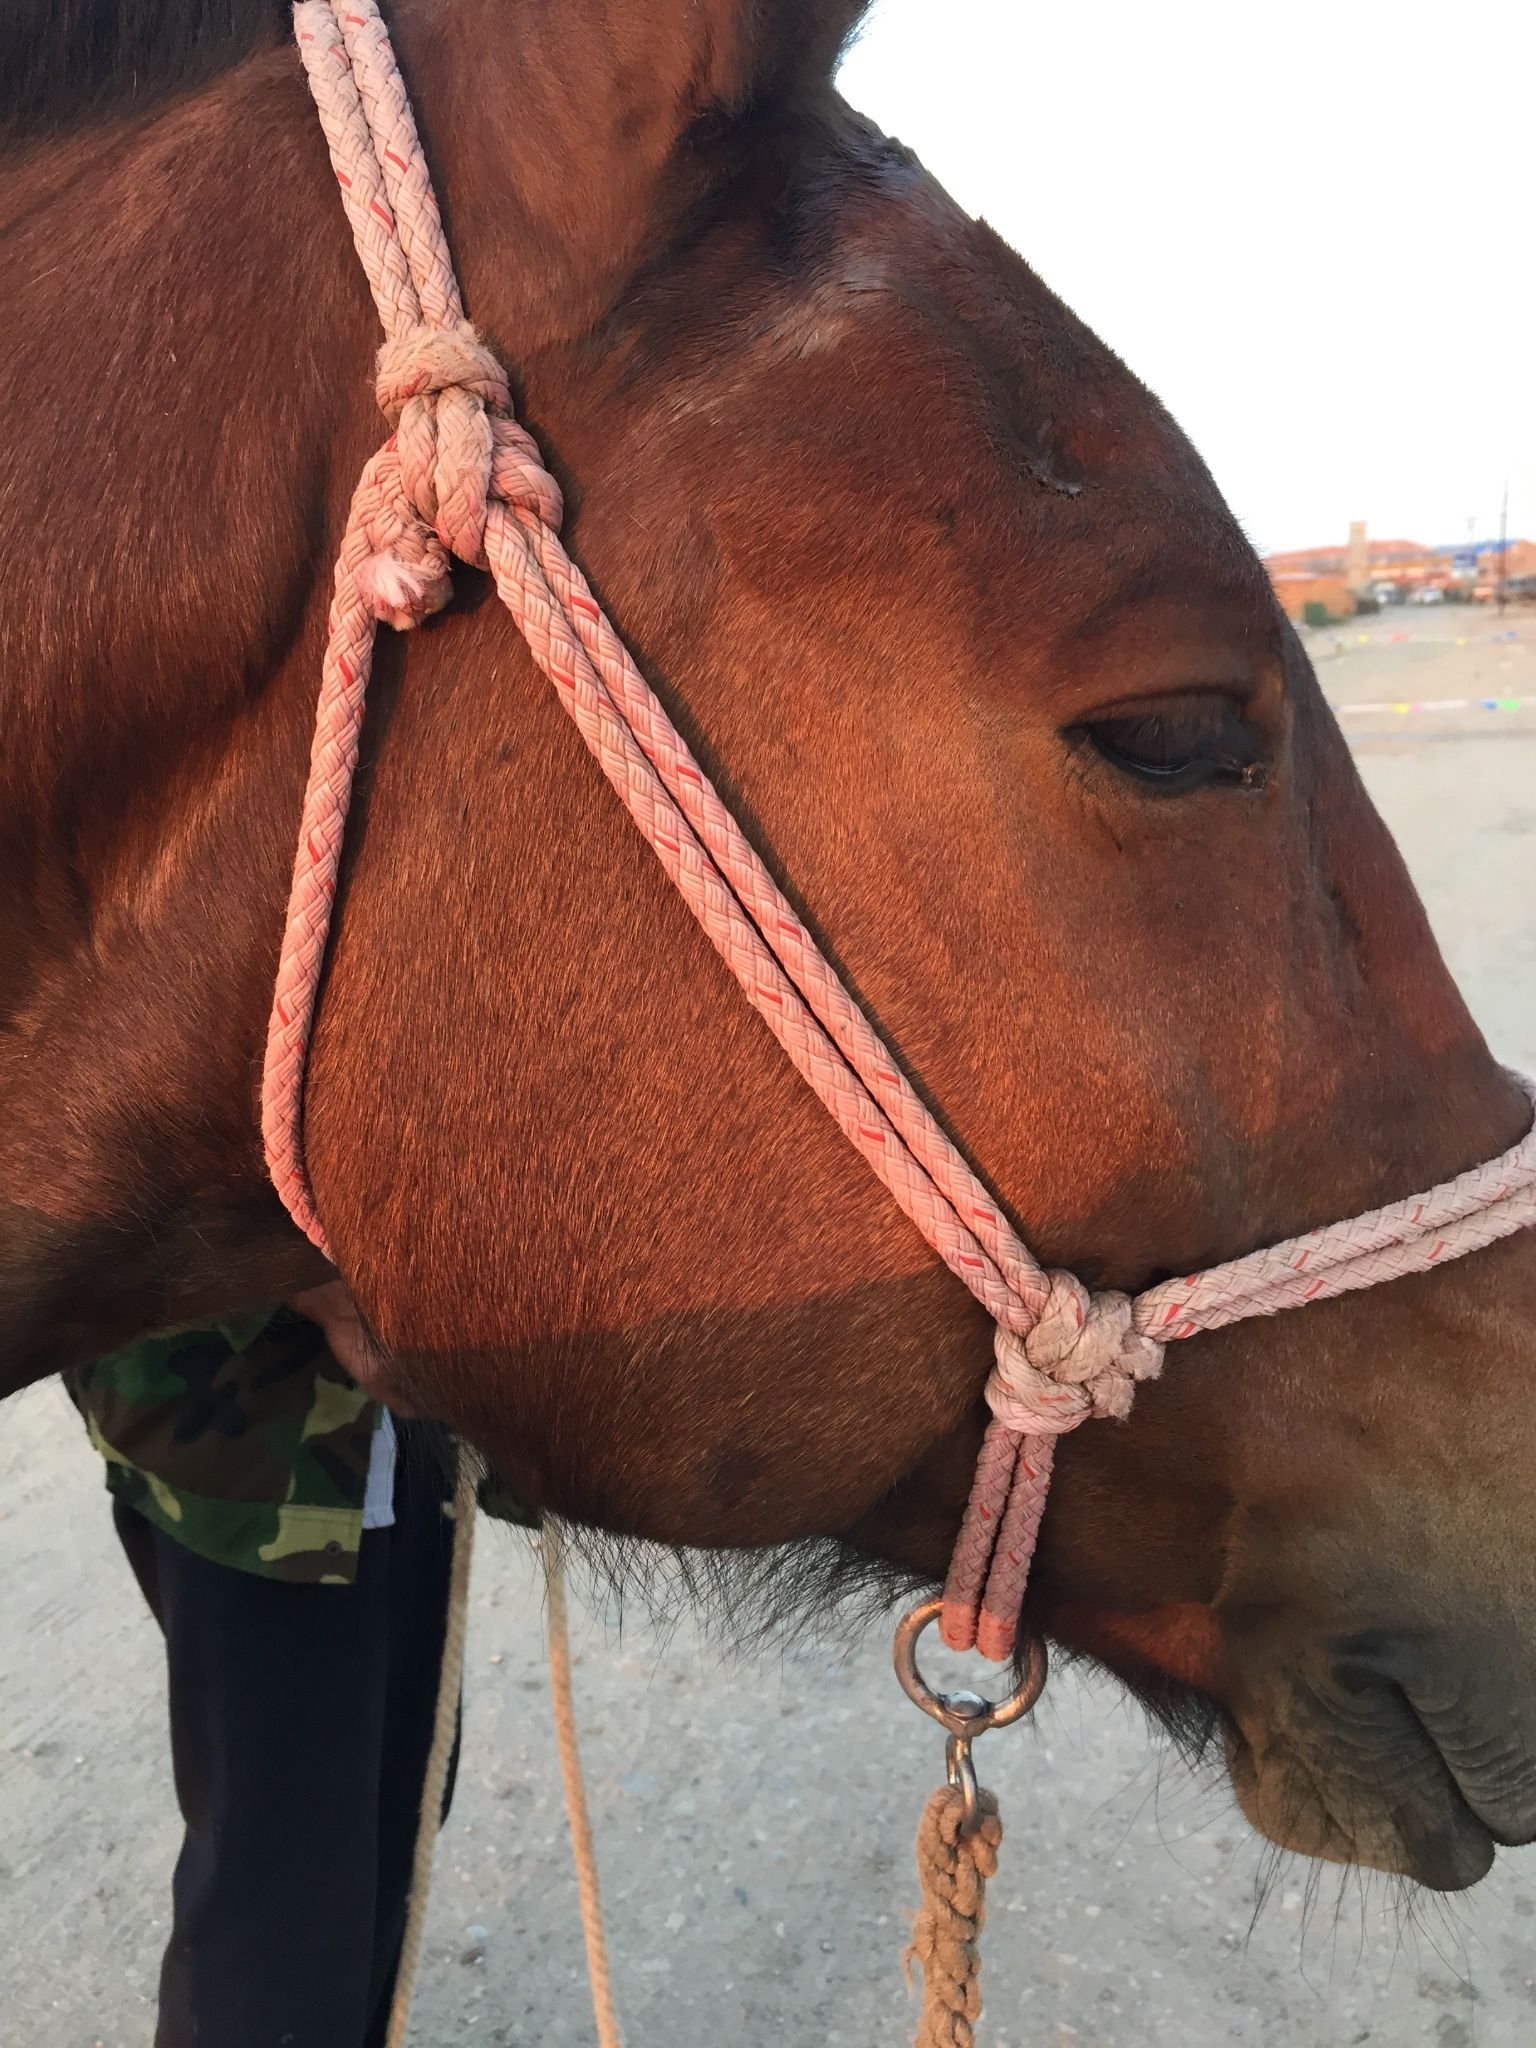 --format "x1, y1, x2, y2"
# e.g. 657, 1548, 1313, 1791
894, 1606, 1044, 2046
386, 1456, 623, 2048
389, 1464, 997, 2048
545, 1538, 625, 2048
907, 1786, 1003, 2048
